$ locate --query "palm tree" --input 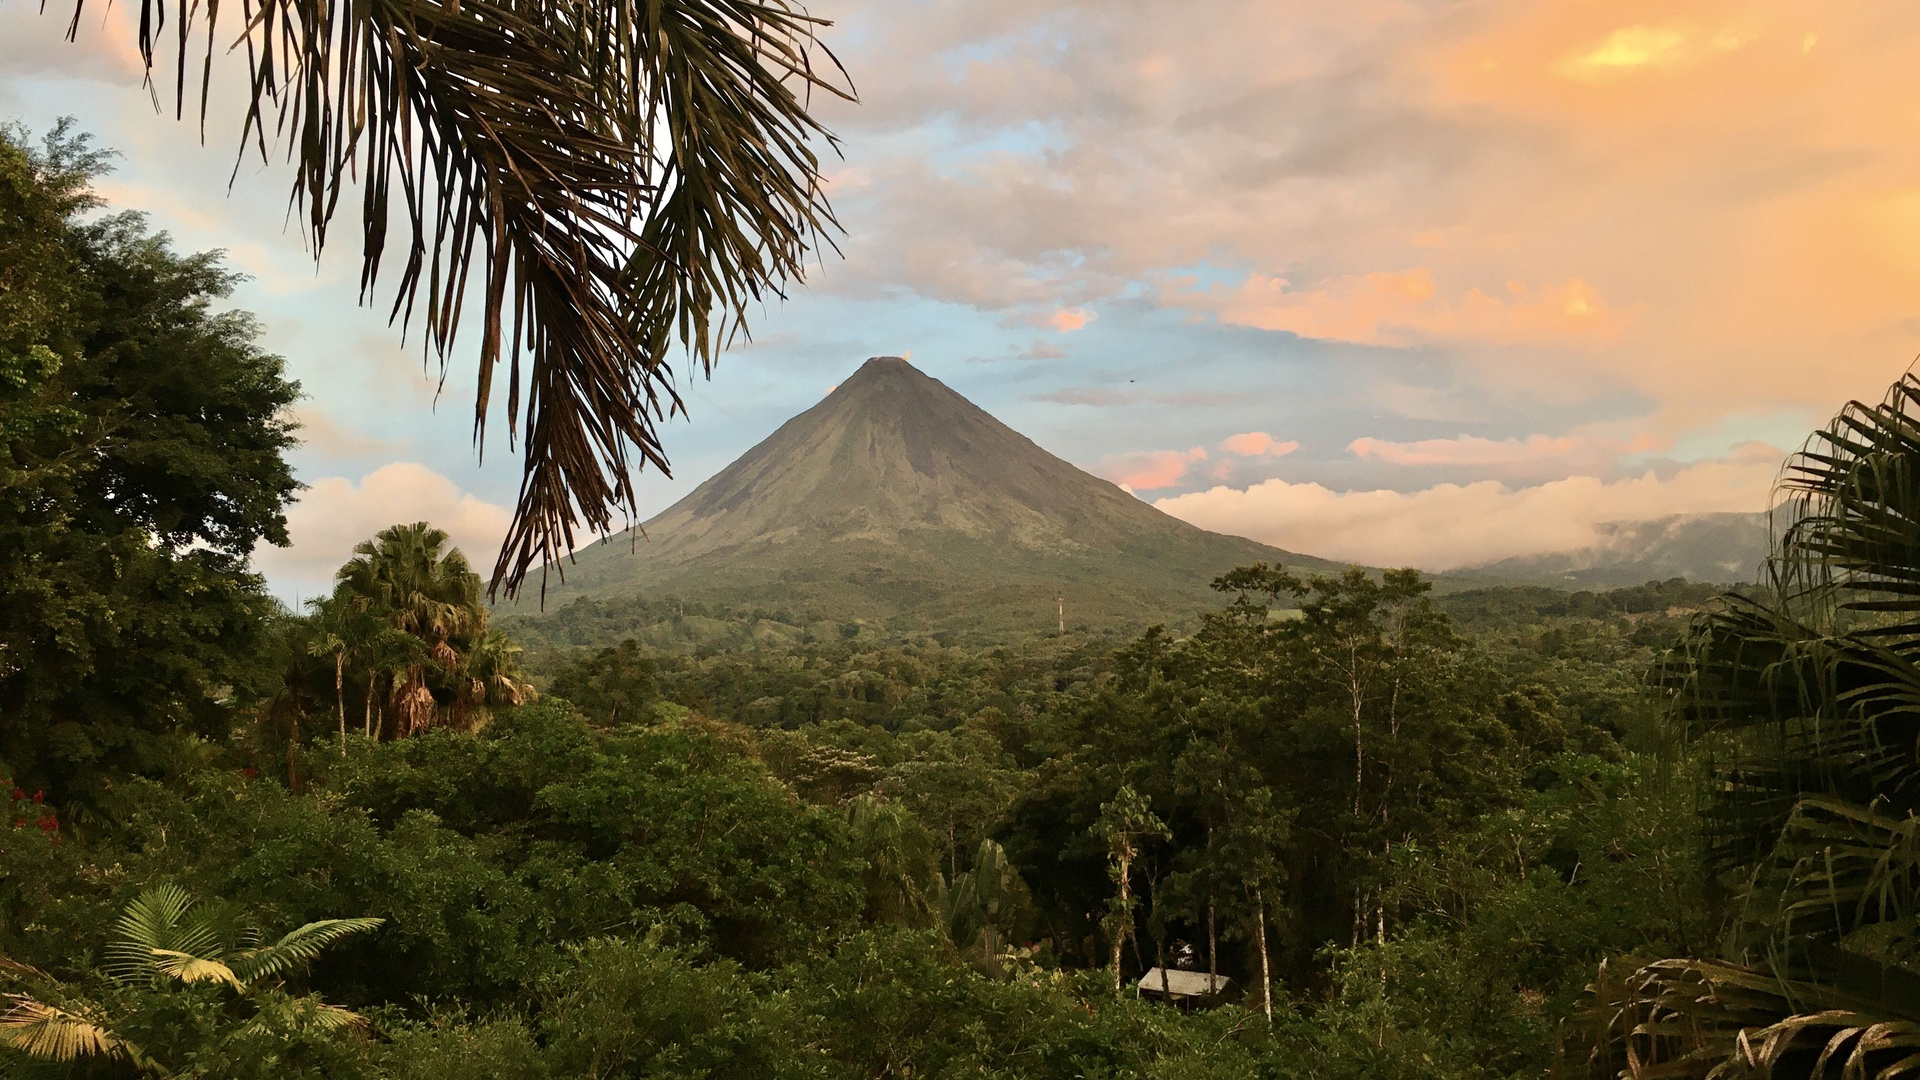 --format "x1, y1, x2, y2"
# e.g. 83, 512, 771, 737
339, 523, 483, 736
1567, 373, 1920, 1079
52, 0, 852, 598
335, 522, 532, 737
0, 886, 381, 1075
452, 626, 537, 731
